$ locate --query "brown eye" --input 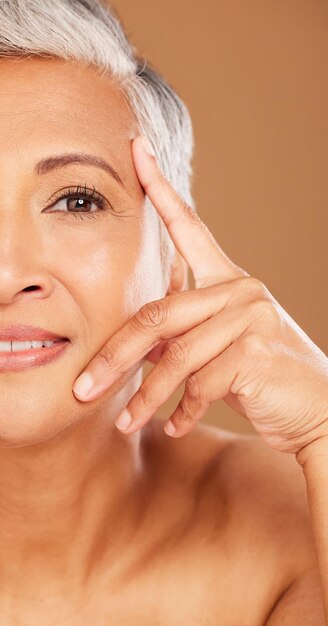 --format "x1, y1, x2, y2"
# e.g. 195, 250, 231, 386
43, 184, 111, 219
61, 196, 96, 213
